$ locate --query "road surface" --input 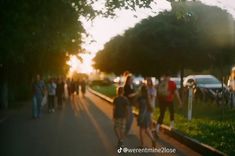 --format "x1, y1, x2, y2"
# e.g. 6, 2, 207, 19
0, 92, 201, 156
